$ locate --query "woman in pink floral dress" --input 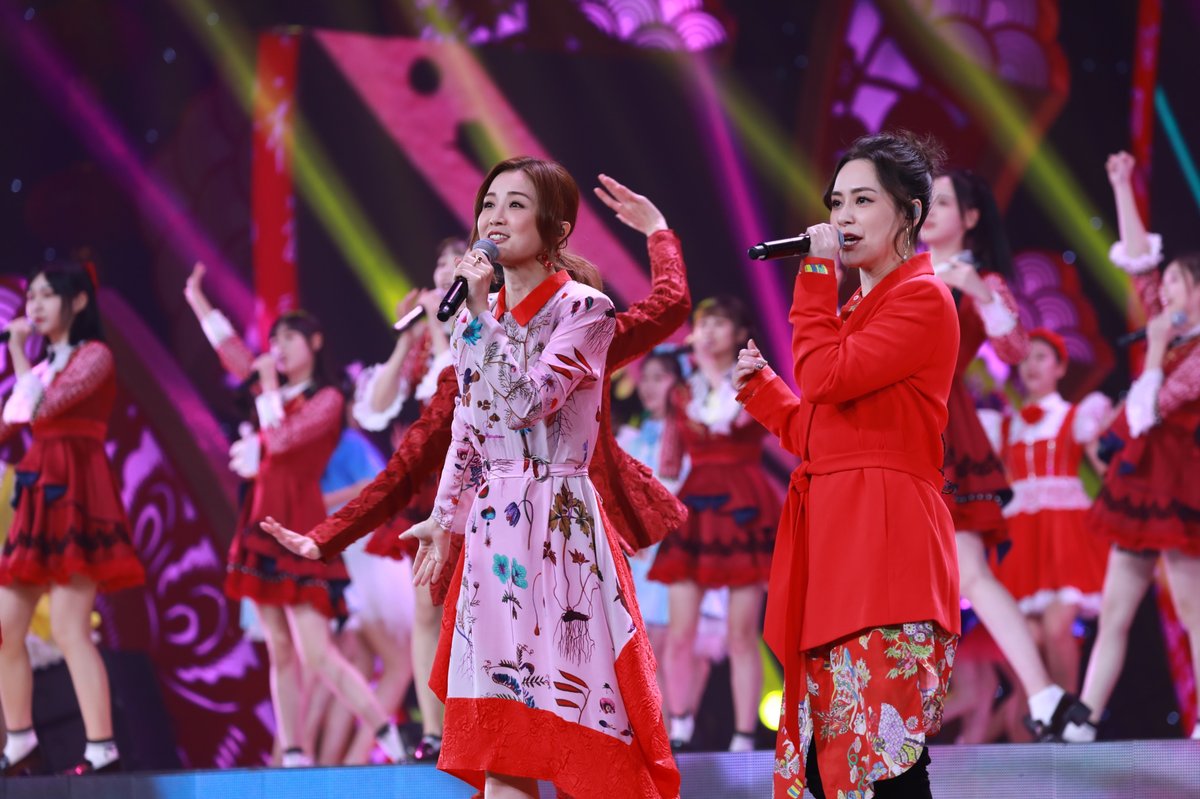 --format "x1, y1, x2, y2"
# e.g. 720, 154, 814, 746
404, 157, 678, 799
